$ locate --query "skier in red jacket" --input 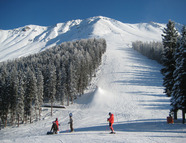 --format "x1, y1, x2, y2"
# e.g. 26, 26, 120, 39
50, 121, 58, 134
54, 118, 59, 132
107, 112, 115, 133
